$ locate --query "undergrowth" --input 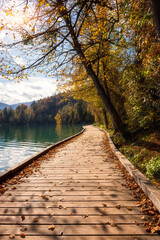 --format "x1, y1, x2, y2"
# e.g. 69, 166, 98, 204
94, 123, 160, 188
